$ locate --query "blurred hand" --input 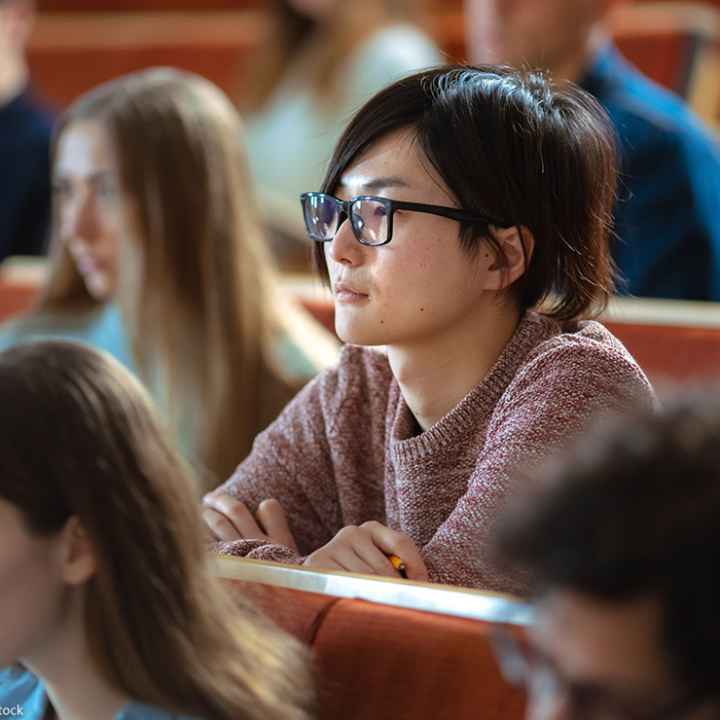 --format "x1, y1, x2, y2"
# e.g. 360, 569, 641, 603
203, 493, 297, 551
303, 521, 428, 581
